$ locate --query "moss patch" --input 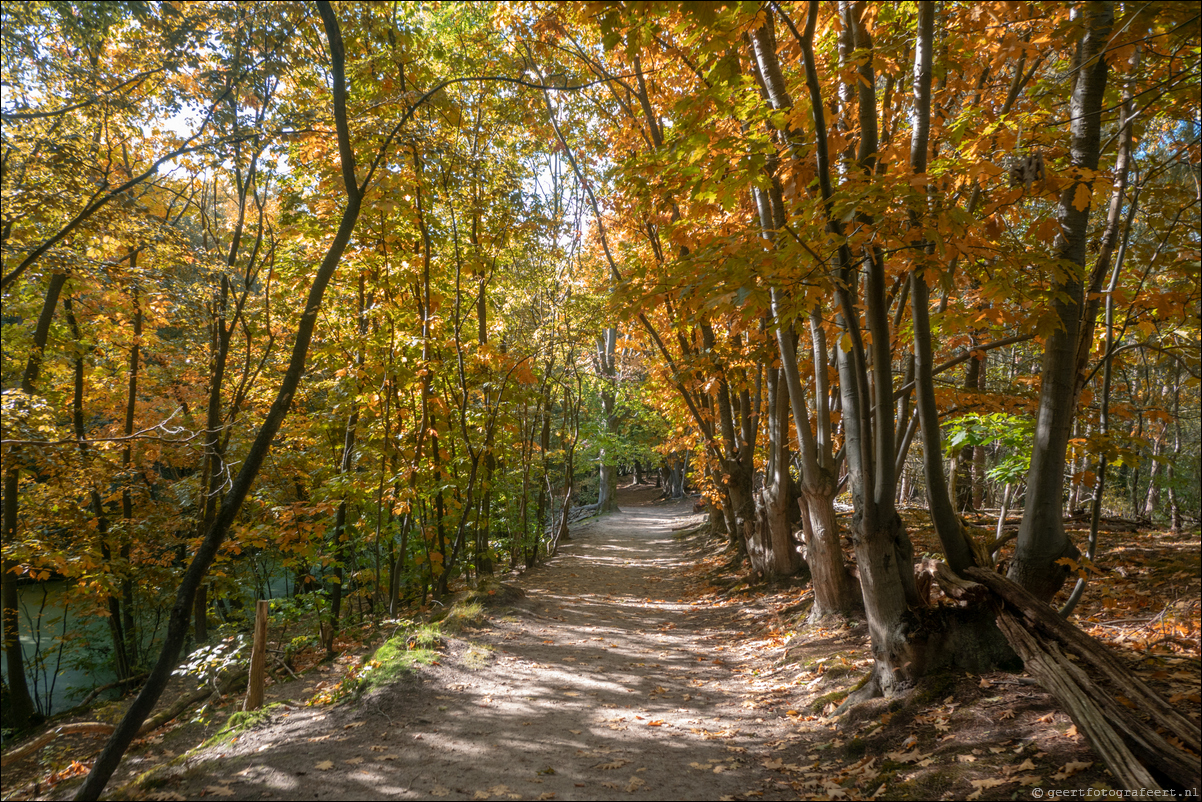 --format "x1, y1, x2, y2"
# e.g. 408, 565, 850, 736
356, 636, 437, 697
438, 600, 485, 633
204, 703, 285, 748
811, 689, 851, 714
